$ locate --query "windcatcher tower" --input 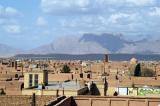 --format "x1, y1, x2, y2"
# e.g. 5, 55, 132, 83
104, 54, 109, 63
